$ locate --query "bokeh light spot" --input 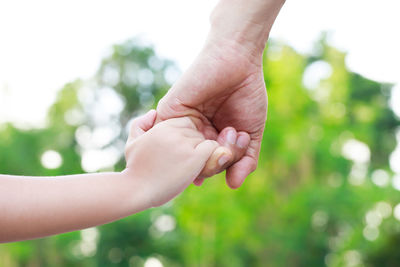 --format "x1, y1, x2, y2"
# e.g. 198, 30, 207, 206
154, 215, 176, 233
312, 210, 329, 230
371, 169, 390, 187
41, 150, 63, 169
303, 60, 332, 90
144, 257, 163, 267
342, 139, 370, 164
363, 226, 379, 241
108, 247, 123, 264
393, 203, 400, 221
365, 210, 382, 228
375, 202, 392, 219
